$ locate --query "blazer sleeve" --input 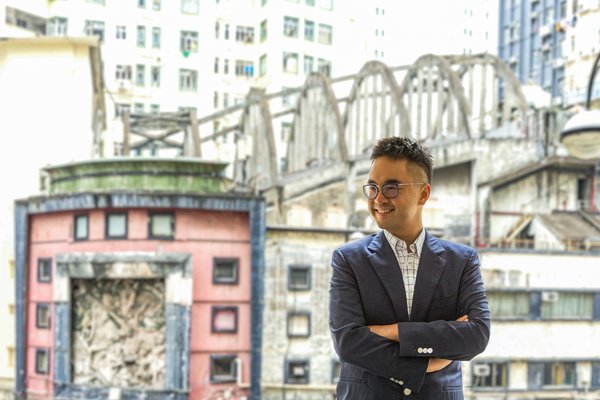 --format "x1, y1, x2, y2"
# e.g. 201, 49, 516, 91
329, 248, 429, 393
397, 248, 491, 360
